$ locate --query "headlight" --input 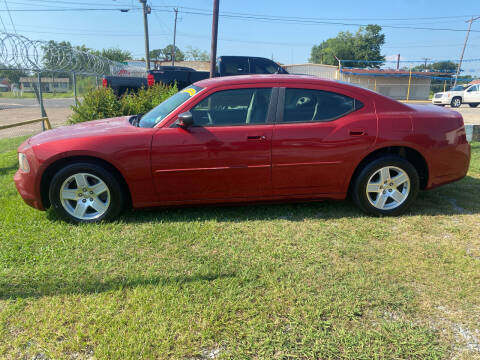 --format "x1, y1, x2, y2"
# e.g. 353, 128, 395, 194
18, 153, 30, 173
